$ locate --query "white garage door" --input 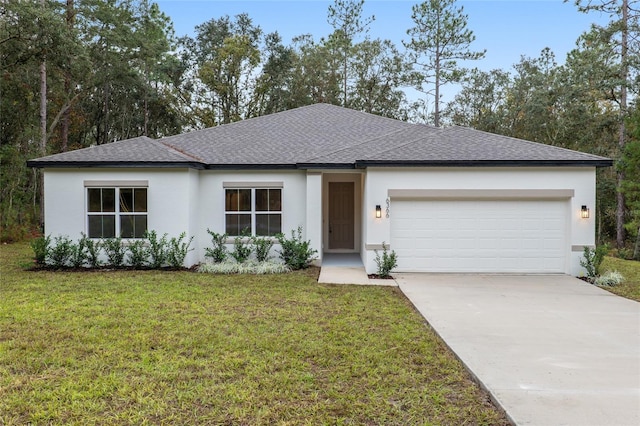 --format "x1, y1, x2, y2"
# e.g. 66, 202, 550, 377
391, 199, 568, 273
